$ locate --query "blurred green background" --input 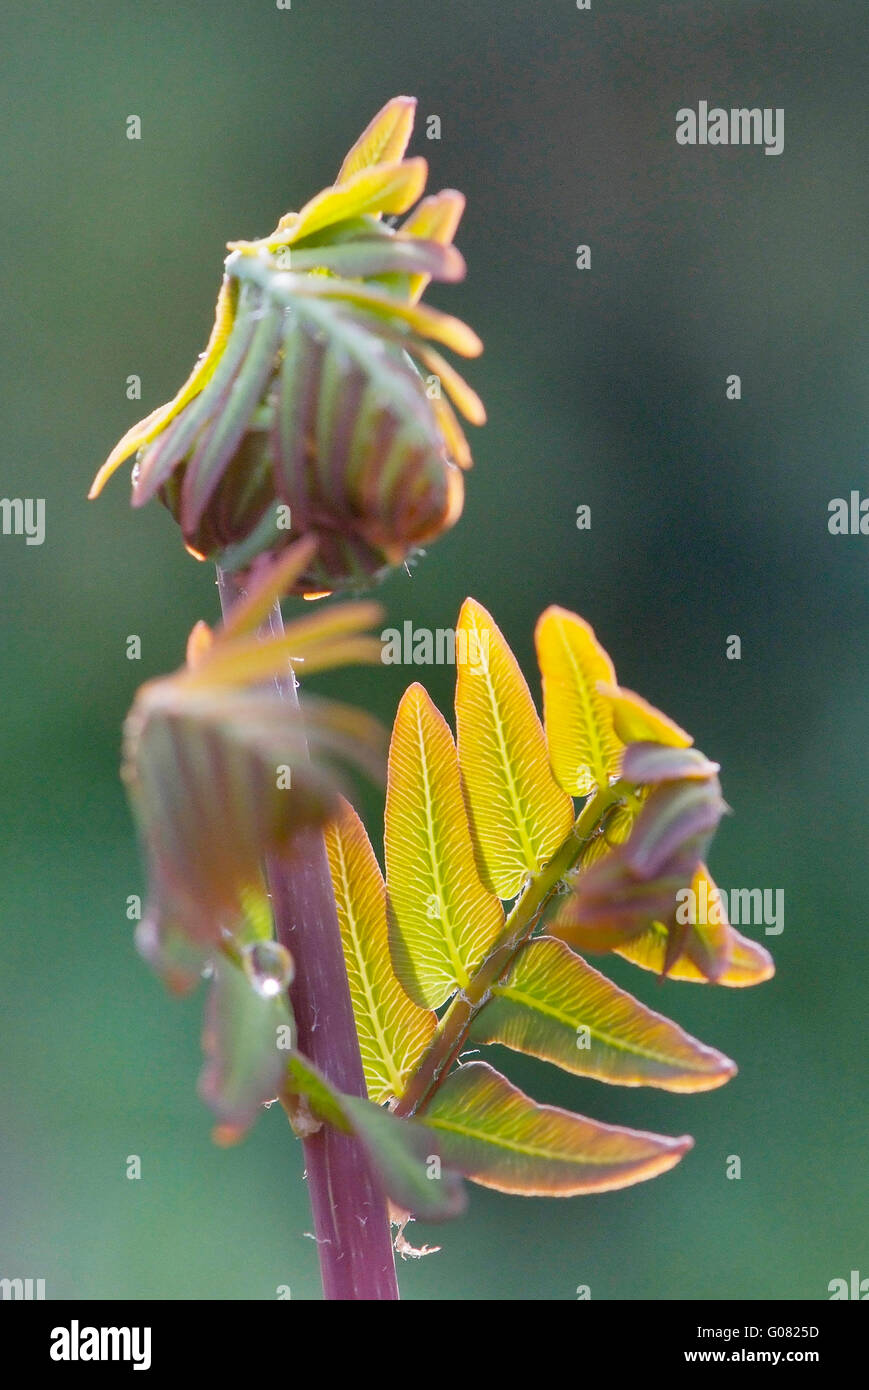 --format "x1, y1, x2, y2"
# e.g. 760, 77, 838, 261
1, 0, 866, 1301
